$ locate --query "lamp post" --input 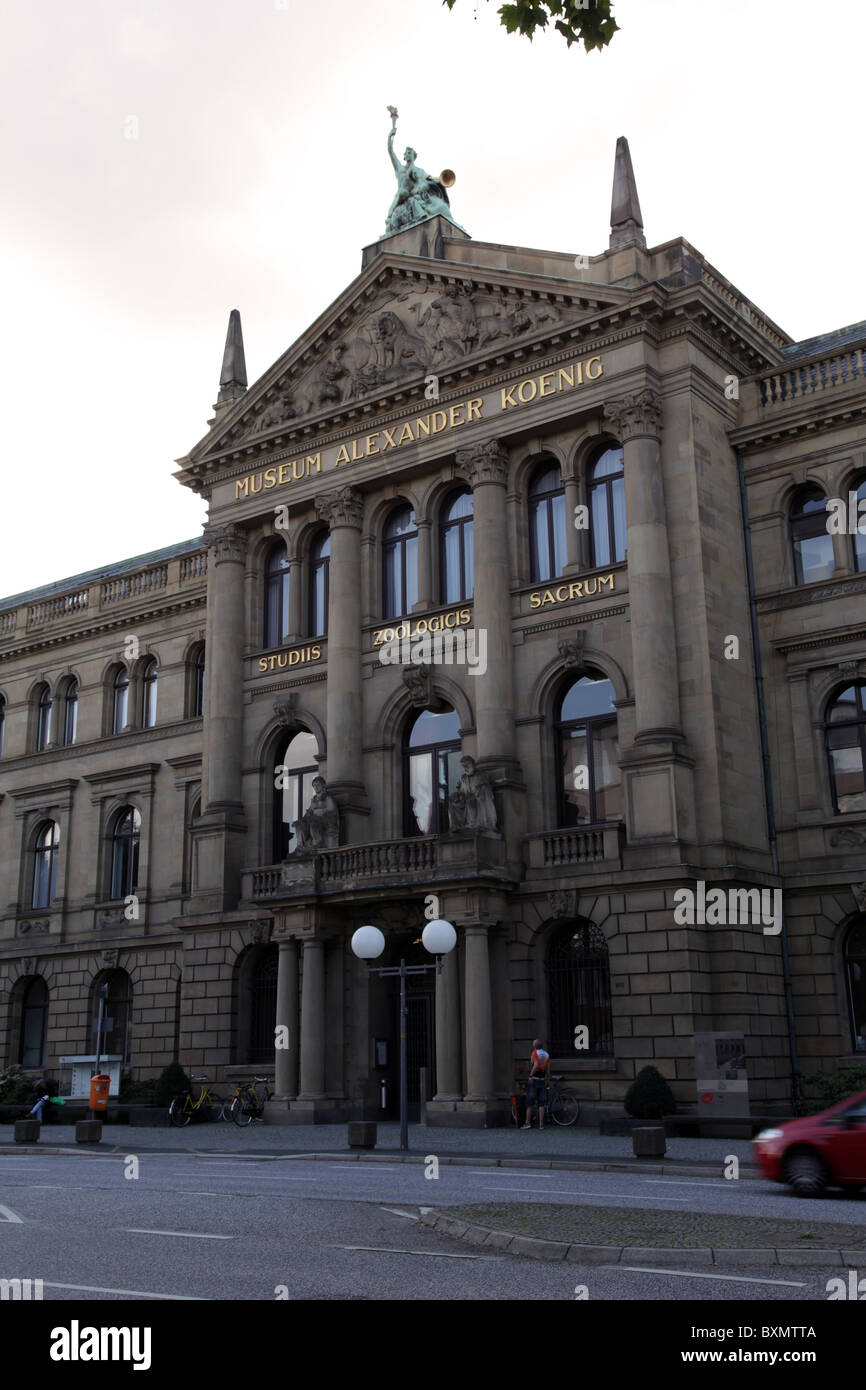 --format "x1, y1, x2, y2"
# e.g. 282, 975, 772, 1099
351, 919, 457, 1153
